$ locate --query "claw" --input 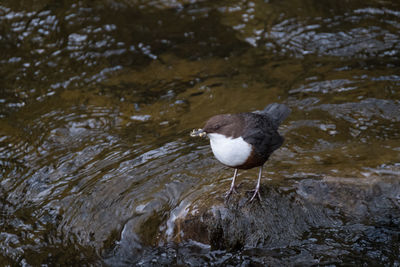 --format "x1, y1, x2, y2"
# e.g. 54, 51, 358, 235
224, 185, 238, 199
224, 169, 238, 200
247, 166, 263, 203
248, 188, 262, 202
